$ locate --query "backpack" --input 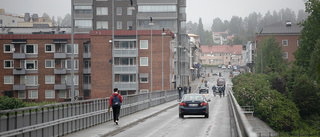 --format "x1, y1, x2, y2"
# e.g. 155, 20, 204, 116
112, 94, 121, 107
